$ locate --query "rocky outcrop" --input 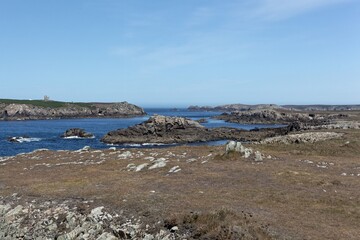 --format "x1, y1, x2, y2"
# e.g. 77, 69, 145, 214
214, 109, 345, 125
0, 101, 145, 121
102, 115, 212, 144
225, 141, 264, 161
189, 104, 360, 111
101, 115, 294, 144
0, 200, 183, 239
61, 128, 94, 139
260, 132, 343, 144
7, 136, 41, 143
188, 104, 282, 112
